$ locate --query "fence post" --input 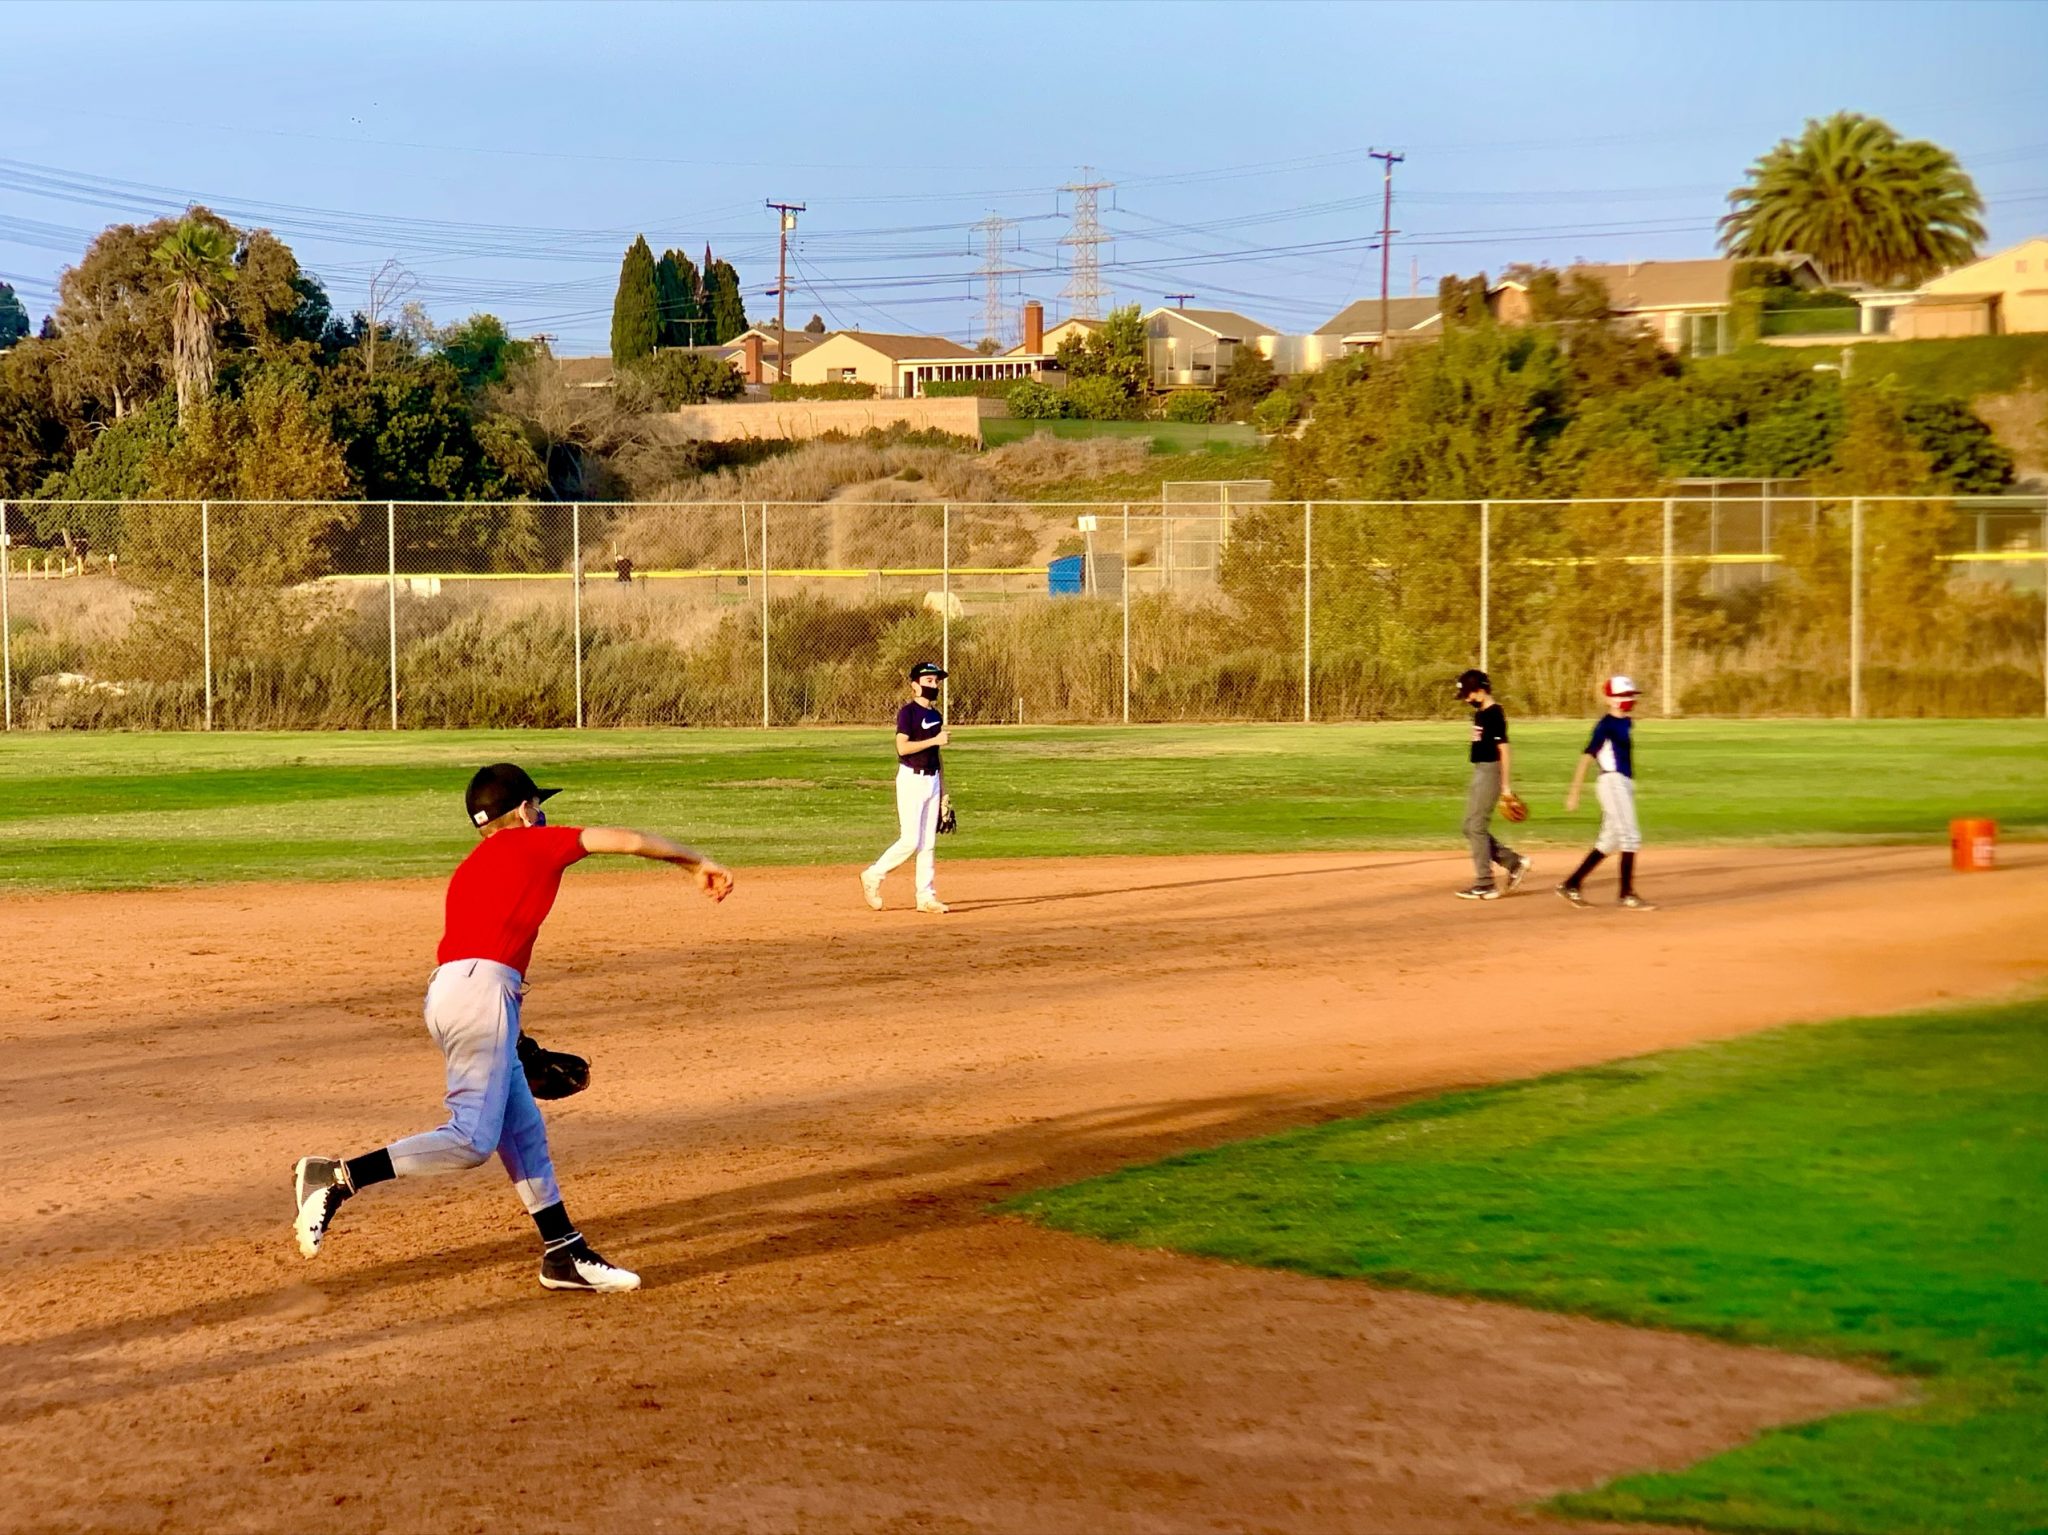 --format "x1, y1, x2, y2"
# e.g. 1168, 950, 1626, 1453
1301, 501, 1313, 724
1478, 500, 1491, 671
386, 501, 399, 730
1661, 496, 1676, 717
759, 502, 770, 729
1121, 503, 1131, 725
2042, 507, 2047, 722
0, 498, 11, 731
941, 502, 951, 718
200, 500, 214, 731
572, 500, 585, 729
1849, 496, 1864, 721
